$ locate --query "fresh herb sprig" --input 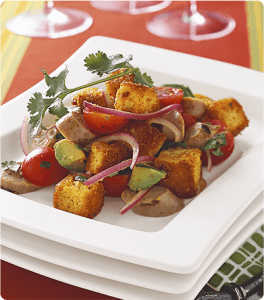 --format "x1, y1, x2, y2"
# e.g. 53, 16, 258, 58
27, 51, 154, 137
200, 132, 227, 156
